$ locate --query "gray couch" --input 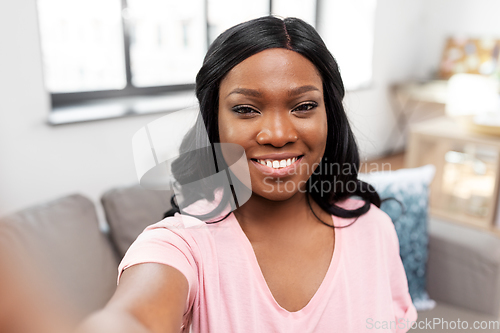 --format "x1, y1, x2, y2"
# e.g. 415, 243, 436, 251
1, 185, 499, 331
